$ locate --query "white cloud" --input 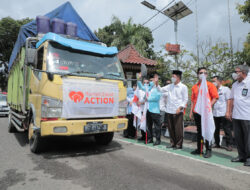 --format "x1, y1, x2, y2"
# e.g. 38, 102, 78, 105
0, 0, 249, 54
